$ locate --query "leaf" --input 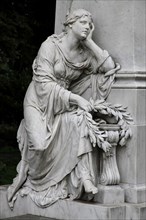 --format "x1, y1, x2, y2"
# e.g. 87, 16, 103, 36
85, 112, 93, 119
125, 129, 131, 139
113, 104, 123, 108
115, 115, 119, 121
119, 138, 126, 146
111, 109, 117, 116
118, 119, 125, 126
118, 111, 123, 120
93, 142, 96, 147
101, 141, 112, 152
106, 107, 112, 114
100, 109, 108, 115
116, 107, 126, 112
94, 104, 107, 110
101, 132, 108, 138
96, 138, 102, 148
120, 130, 125, 137
89, 120, 98, 126
122, 113, 129, 117
120, 121, 127, 129
88, 129, 96, 147
97, 135, 104, 142
122, 106, 128, 110
94, 99, 105, 106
